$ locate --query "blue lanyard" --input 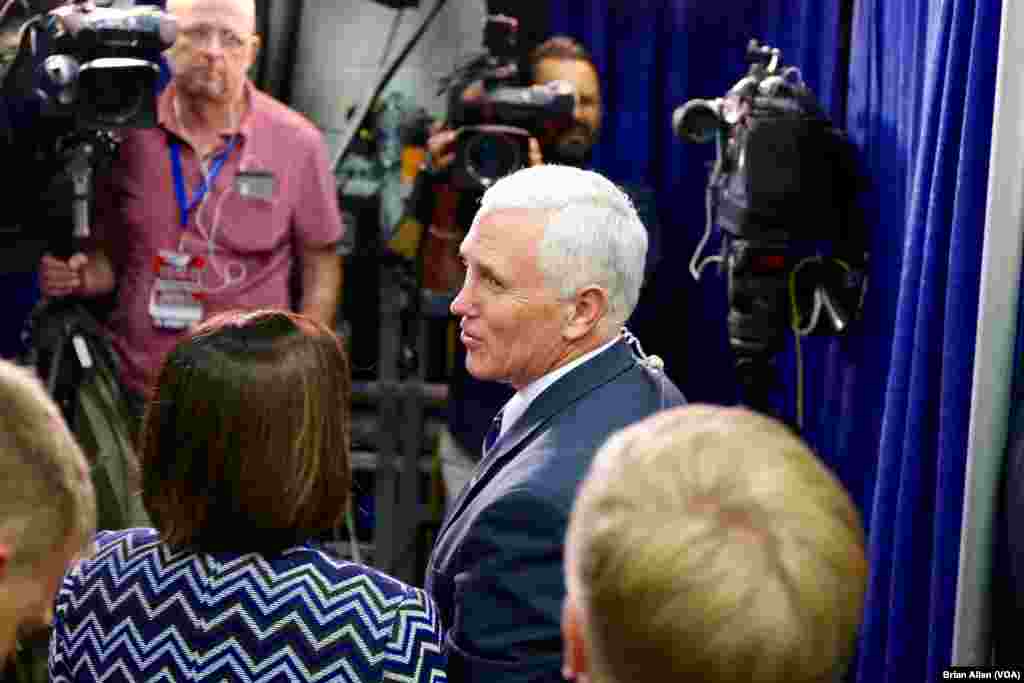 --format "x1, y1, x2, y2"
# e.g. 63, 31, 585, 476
170, 136, 237, 228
